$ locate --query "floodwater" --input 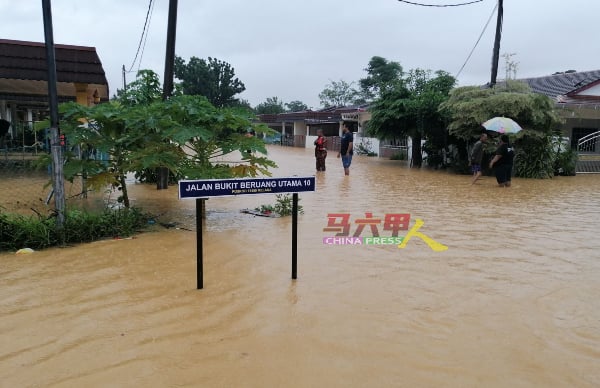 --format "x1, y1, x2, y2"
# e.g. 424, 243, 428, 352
2, 146, 600, 387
